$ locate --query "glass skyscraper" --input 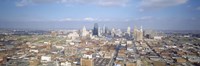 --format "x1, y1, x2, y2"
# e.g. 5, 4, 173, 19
93, 23, 99, 36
